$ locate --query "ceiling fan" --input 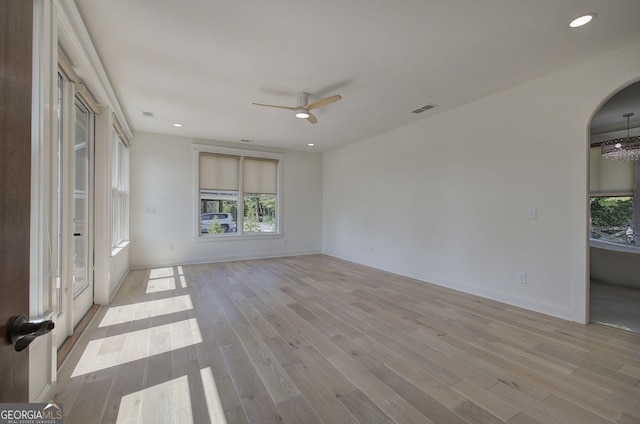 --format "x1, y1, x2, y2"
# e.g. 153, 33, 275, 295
252, 91, 342, 124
